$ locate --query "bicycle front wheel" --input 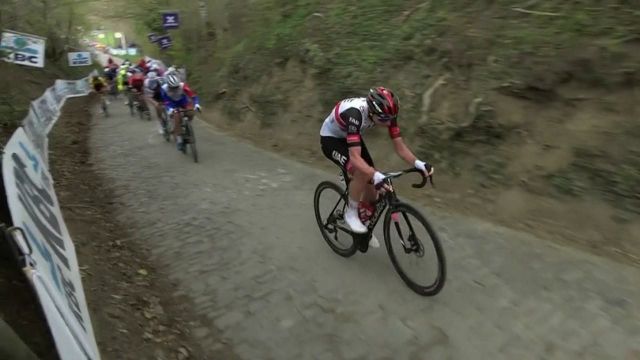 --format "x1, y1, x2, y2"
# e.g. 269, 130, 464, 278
383, 203, 446, 296
128, 94, 134, 116
102, 98, 109, 117
313, 181, 357, 257
185, 120, 198, 163
161, 113, 170, 142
